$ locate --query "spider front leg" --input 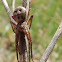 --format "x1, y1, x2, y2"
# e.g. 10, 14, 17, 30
10, 21, 16, 33
10, 16, 19, 33
27, 15, 33, 29
10, 21, 19, 34
25, 8, 33, 29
